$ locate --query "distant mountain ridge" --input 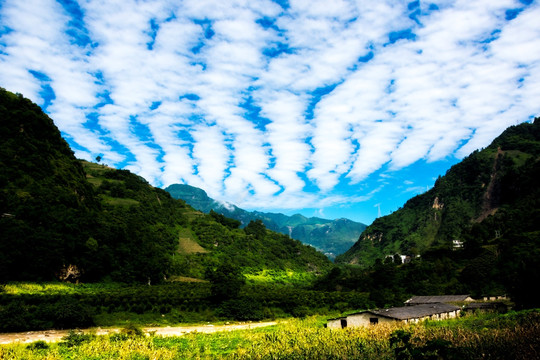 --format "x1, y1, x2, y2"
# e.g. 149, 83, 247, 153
336, 118, 540, 268
165, 184, 367, 258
